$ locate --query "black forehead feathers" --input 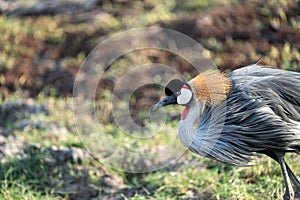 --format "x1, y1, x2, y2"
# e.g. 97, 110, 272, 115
165, 79, 186, 96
